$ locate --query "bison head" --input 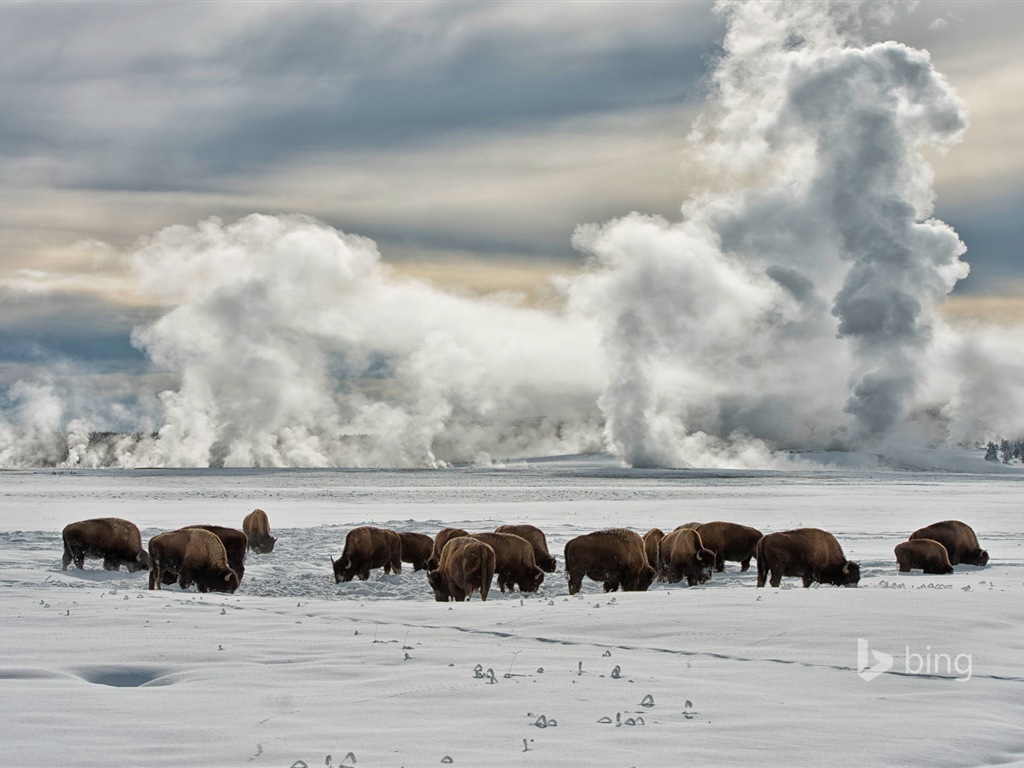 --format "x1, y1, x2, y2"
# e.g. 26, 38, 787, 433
694, 547, 715, 584
126, 551, 151, 573
426, 570, 450, 602
517, 566, 545, 593
627, 563, 656, 592
967, 549, 989, 566
331, 555, 356, 583
826, 560, 860, 587
257, 535, 277, 554
538, 554, 558, 573
663, 563, 684, 585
